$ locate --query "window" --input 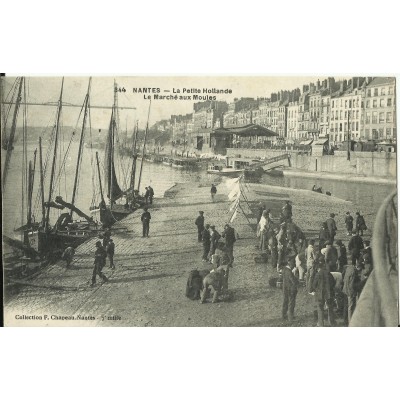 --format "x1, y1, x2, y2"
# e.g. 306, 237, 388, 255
381, 87, 386, 95
353, 99, 355, 108
388, 86, 394, 95
344, 122, 347, 131
352, 122, 355, 131
387, 112, 392, 123
386, 128, 391, 137
331, 111, 334, 119
340, 123, 343, 132
356, 122, 359, 131
373, 99, 377, 108
335, 110, 338, 119
379, 112, 385, 123
345, 100, 348, 108
332, 100, 334, 108
340, 111, 343, 119
335, 123, 338, 132
356, 110, 359, 119
366, 100, 370, 108
373, 129, 378, 139
367, 89, 371, 97
379, 128, 384, 138
387, 98, 392, 106
365, 128, 370, 137
366, 112, 371, 123
374, 88, 378, 96
372, 112, 378, 123
380, 99, 385, 107
361, 100, 364, 108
